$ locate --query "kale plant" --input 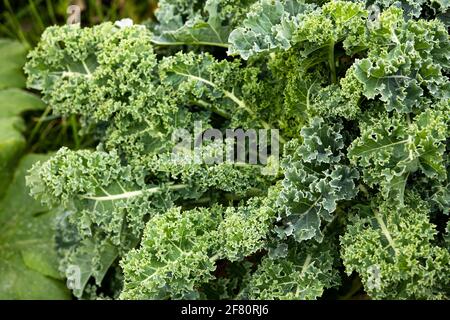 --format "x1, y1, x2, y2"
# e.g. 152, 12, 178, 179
24, 0, 449, 300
